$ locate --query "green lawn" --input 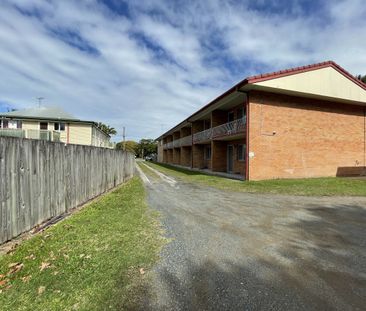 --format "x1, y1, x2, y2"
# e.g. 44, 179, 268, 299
0, 177, 164, 311
143, 162, 366, 196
